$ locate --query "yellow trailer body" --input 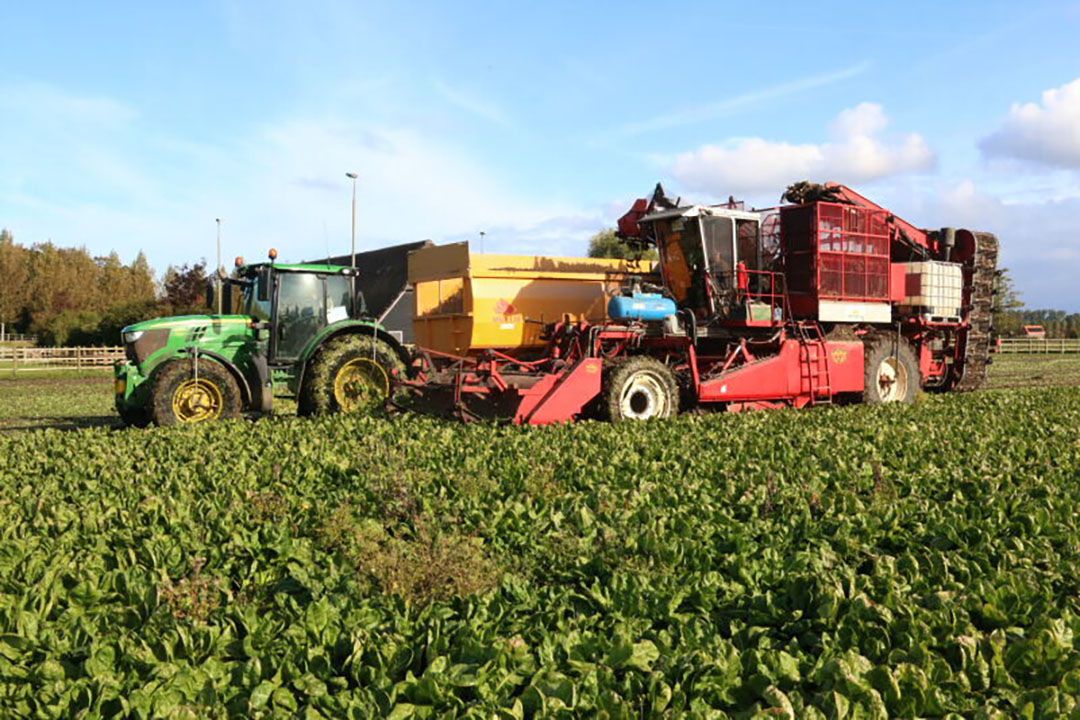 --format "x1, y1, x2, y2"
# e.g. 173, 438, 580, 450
409, 242, 654, 355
